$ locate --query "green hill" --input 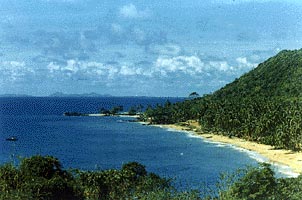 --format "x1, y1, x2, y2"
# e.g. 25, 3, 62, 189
213, 49, 302, 100
144, 49, 302, 150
